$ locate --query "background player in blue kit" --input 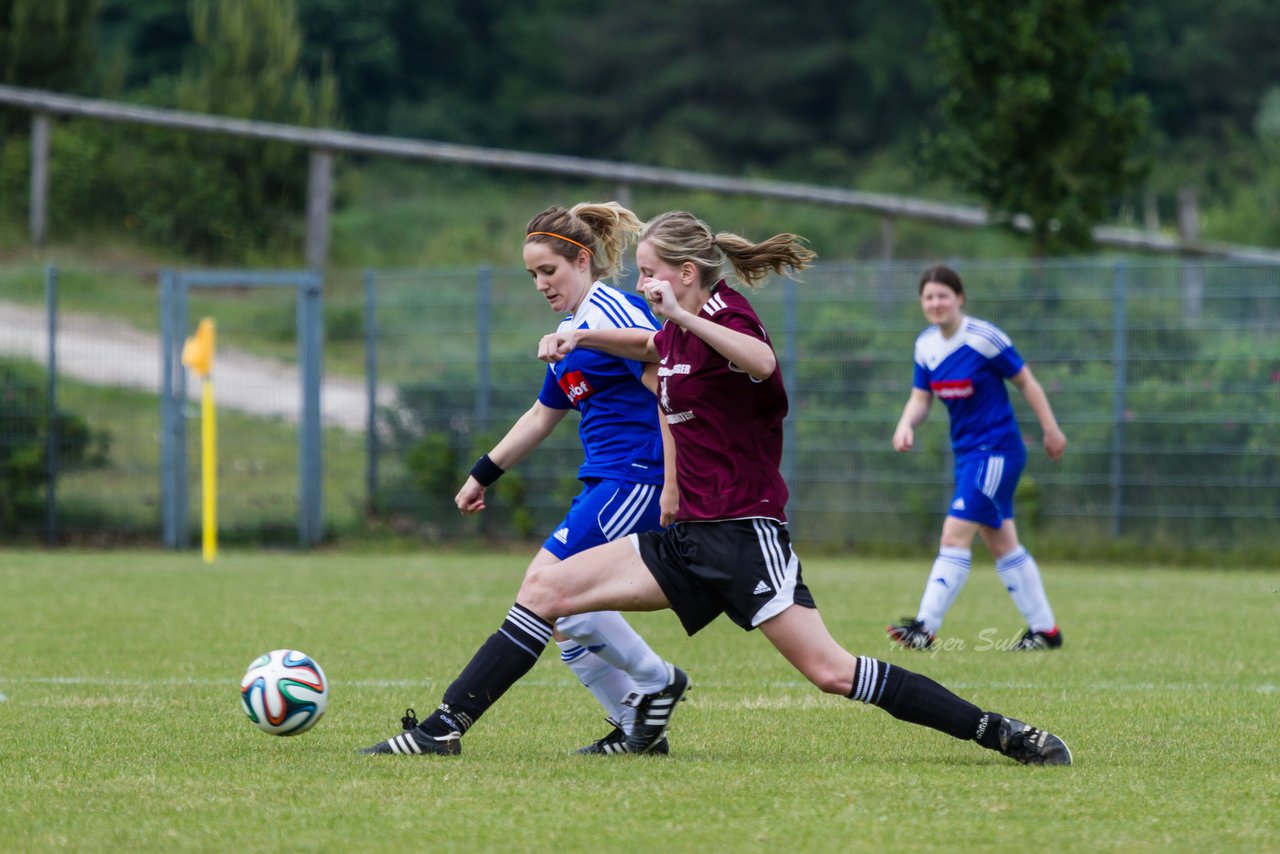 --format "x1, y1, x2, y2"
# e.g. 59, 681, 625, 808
887, 265, 1068, 652
453, 201, 678, 753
